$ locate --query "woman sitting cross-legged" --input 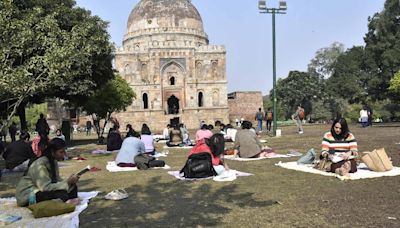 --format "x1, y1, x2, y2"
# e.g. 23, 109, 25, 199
320, 118, 358, 176
140, 123, 155, 155
233, 121, 271, 158
16, 138, 80, 207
